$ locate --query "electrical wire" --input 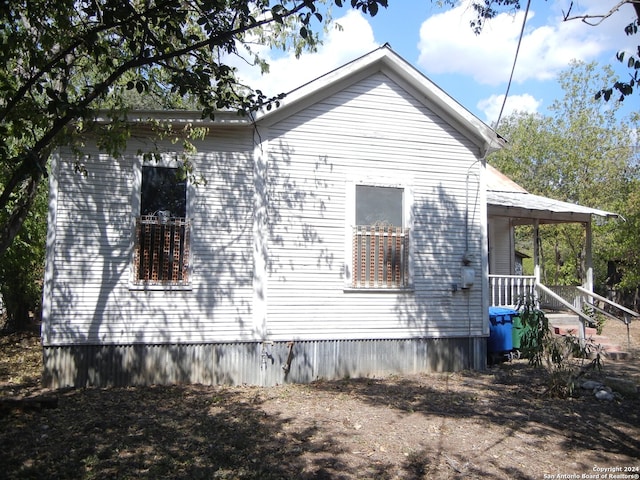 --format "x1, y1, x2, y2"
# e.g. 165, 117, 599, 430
495, 0, 532, 130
